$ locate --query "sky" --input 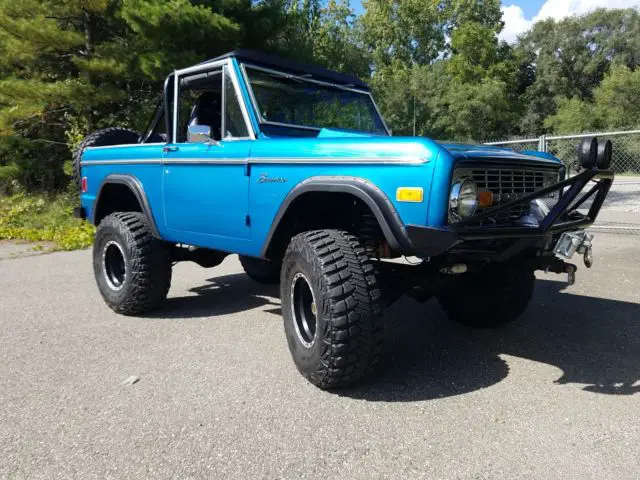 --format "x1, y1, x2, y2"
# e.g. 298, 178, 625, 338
351, 1, 544, 16
351, 1, 640, 43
